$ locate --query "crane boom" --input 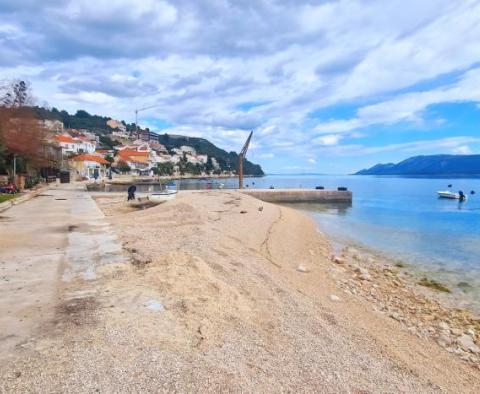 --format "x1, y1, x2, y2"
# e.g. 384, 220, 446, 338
238, 131, 253, 189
